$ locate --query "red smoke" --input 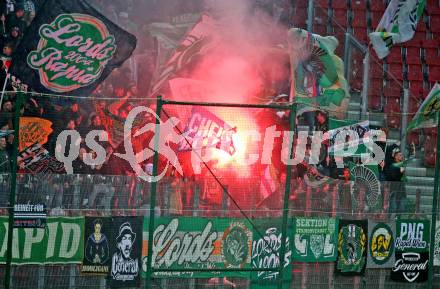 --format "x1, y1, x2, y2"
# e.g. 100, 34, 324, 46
167, 0, 290, 177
